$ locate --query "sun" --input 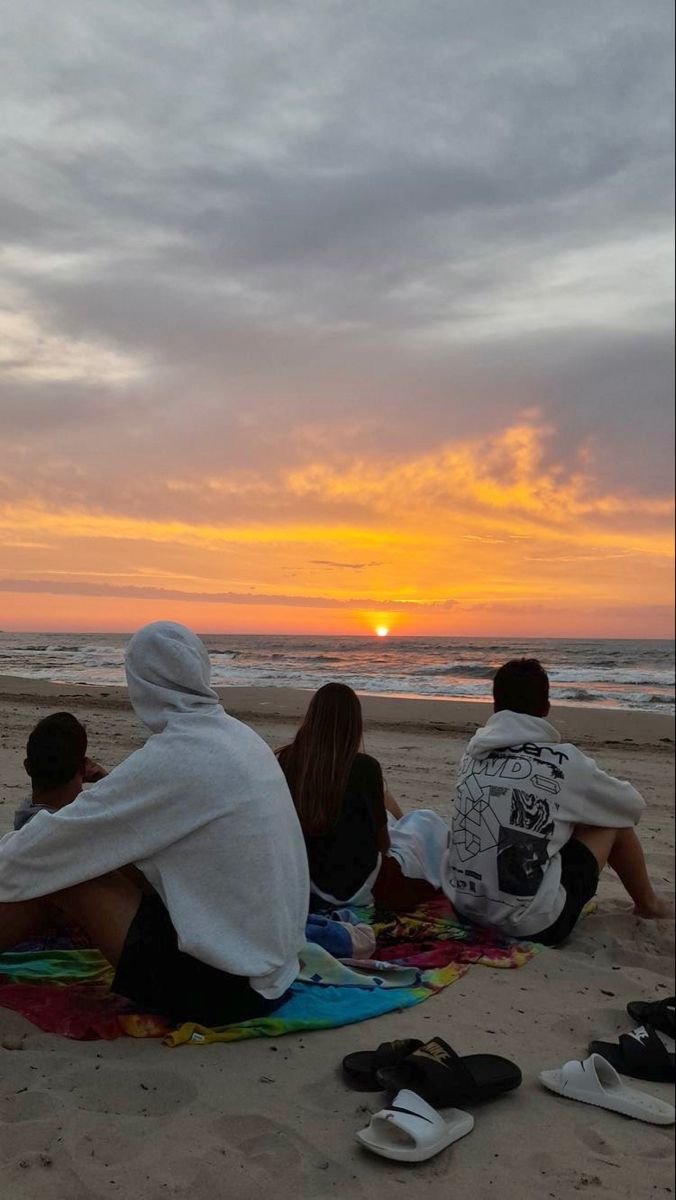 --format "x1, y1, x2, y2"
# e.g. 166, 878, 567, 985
374, 625, 390, 637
